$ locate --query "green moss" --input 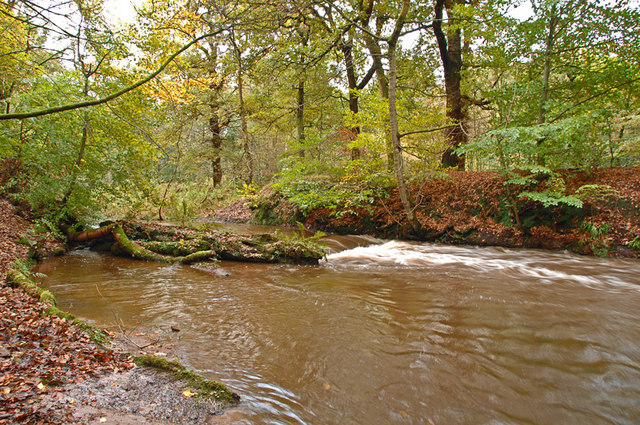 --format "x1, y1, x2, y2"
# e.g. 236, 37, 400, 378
112, 226, 172, 262
44, 305, 110, 345
261, 239, 325, 264
179, 250, 217, 265
143, 239, 211, 257
7, 268, 57, 307
39, 290, 56, 305
133, 355, 240, 405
